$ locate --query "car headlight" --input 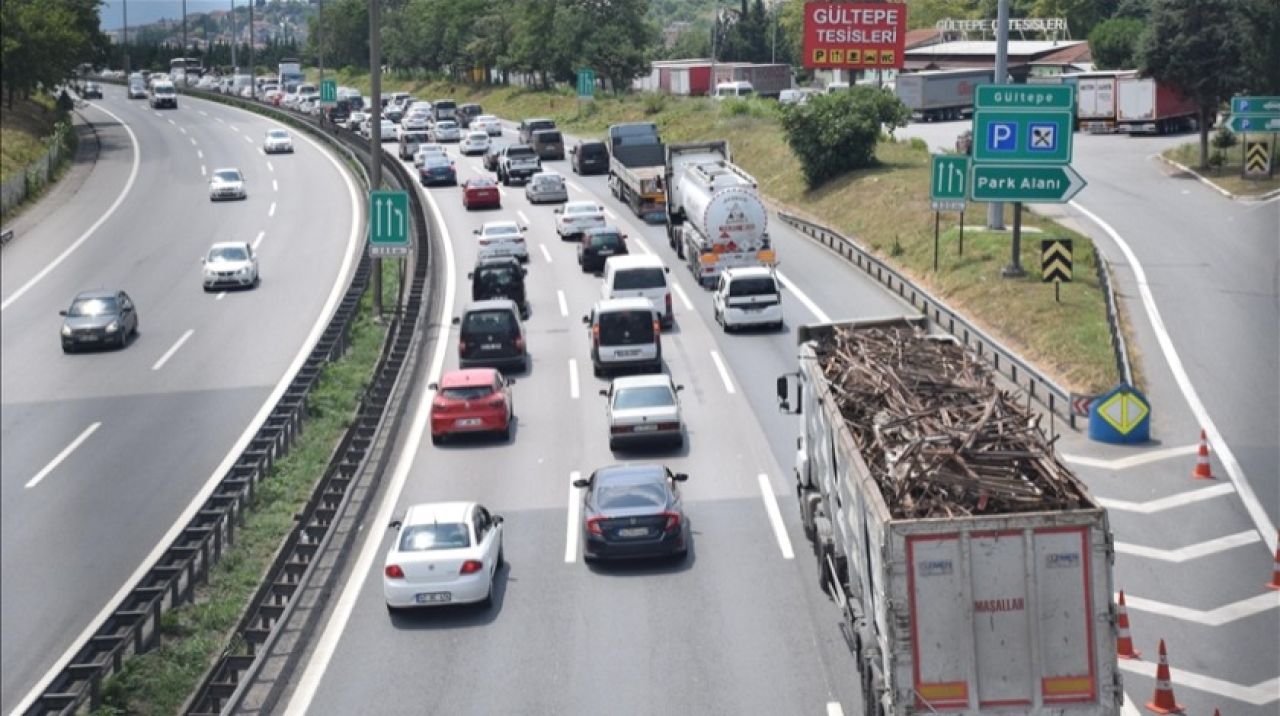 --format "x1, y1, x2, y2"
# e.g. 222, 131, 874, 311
61, 325, 72, 336
105, 321, 119, 333
237, 266, 252, 275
